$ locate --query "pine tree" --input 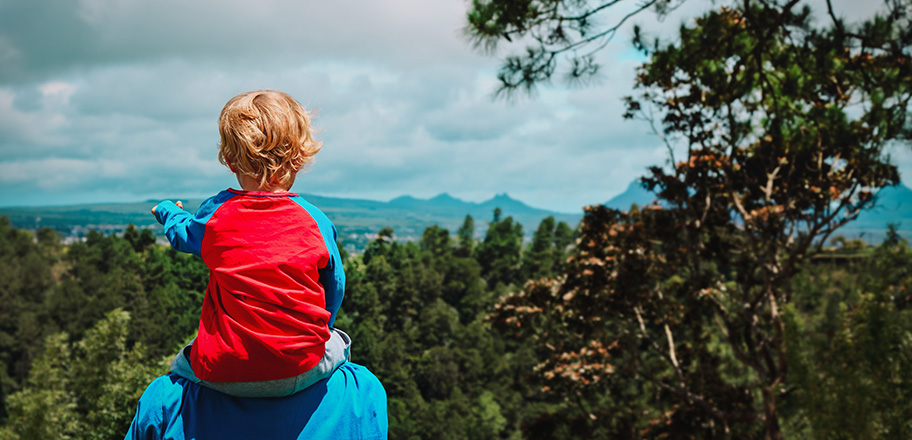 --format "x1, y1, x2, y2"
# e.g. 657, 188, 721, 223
521, 216, 556, 281
475, 209, 523, 288
456, 215, 475, 257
